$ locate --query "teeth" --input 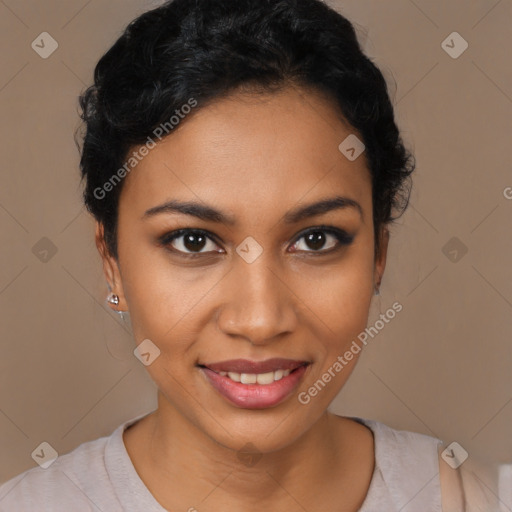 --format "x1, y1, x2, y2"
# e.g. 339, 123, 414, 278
218, 368, 293, 385
274, 369, 284, 381
256, 372, 274, 385
228, 371, 241, 382
240, 373, 257, 384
